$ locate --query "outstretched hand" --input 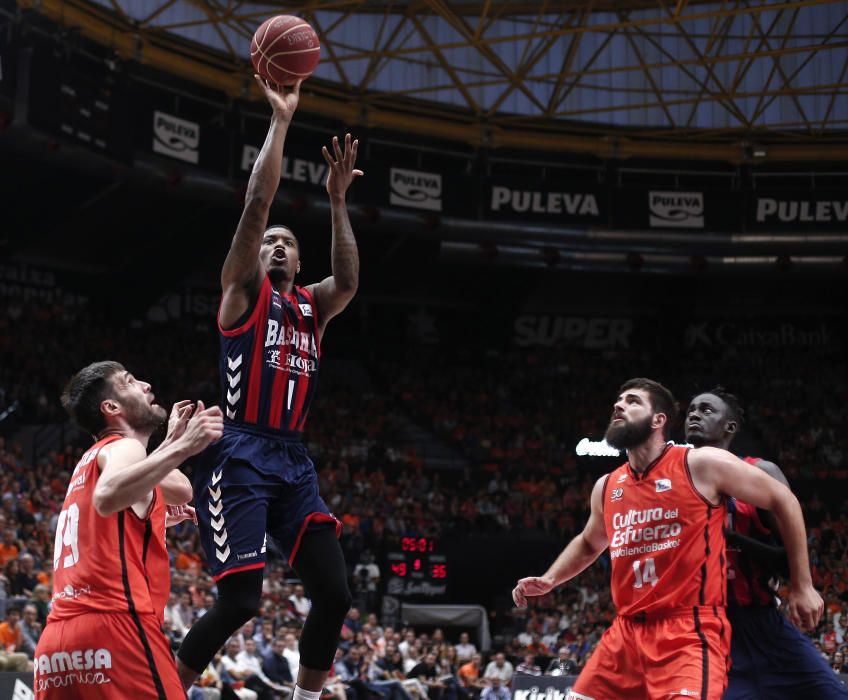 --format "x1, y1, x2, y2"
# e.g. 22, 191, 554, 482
165, 504, 197, 528
512, 575, 556, 608
179, 401, 224, 455
322, 133, 363, 199
165, 400, 195, 443
255, 75, 302, 124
